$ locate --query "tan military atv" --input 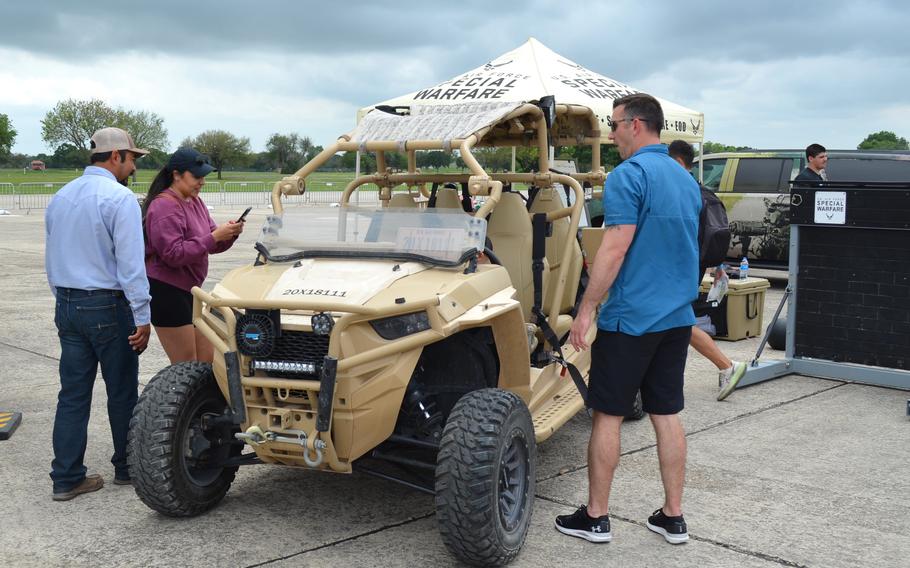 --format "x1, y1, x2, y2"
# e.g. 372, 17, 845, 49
127, 99, 638, 566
